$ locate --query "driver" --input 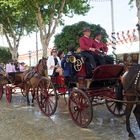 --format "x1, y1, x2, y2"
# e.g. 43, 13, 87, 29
79, 27, 96, 71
